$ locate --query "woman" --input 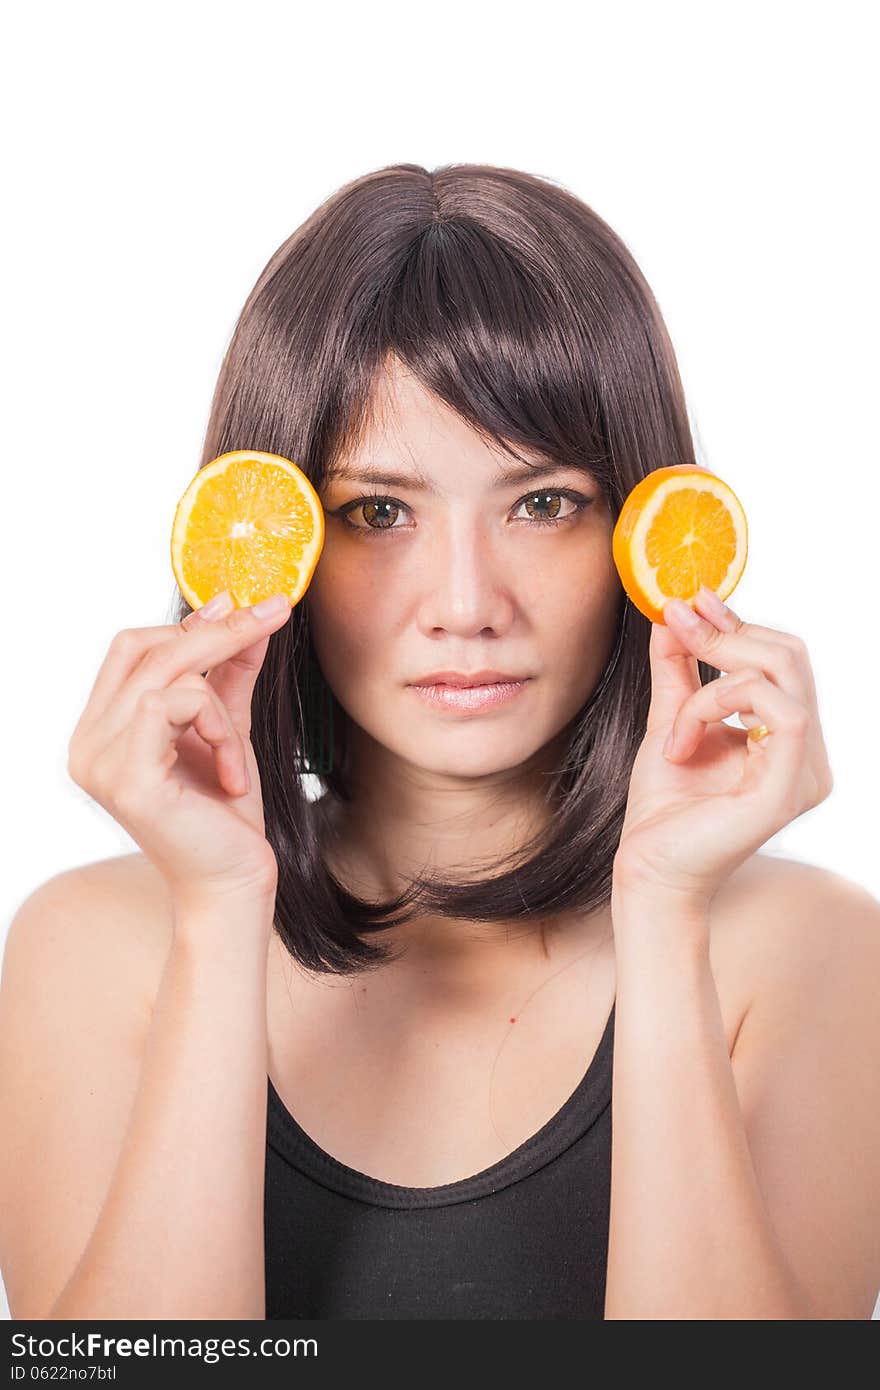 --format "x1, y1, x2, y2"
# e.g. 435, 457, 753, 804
1, 162, 878, 1321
